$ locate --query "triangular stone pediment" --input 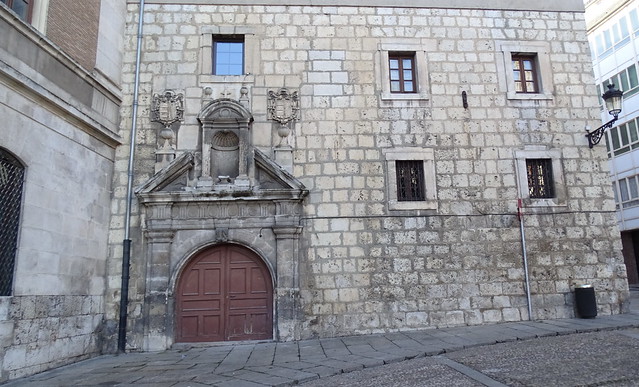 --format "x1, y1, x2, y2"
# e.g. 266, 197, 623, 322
136, 148, 307, 200
136, 152, 195, 194
254, 149, 305, 192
